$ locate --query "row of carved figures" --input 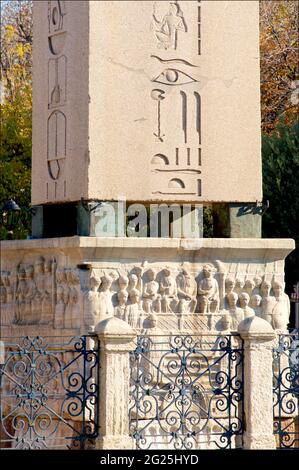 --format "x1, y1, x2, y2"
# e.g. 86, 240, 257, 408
0, 258, 80, 328
83, 265, 290, 332
1, 261, 290, 332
